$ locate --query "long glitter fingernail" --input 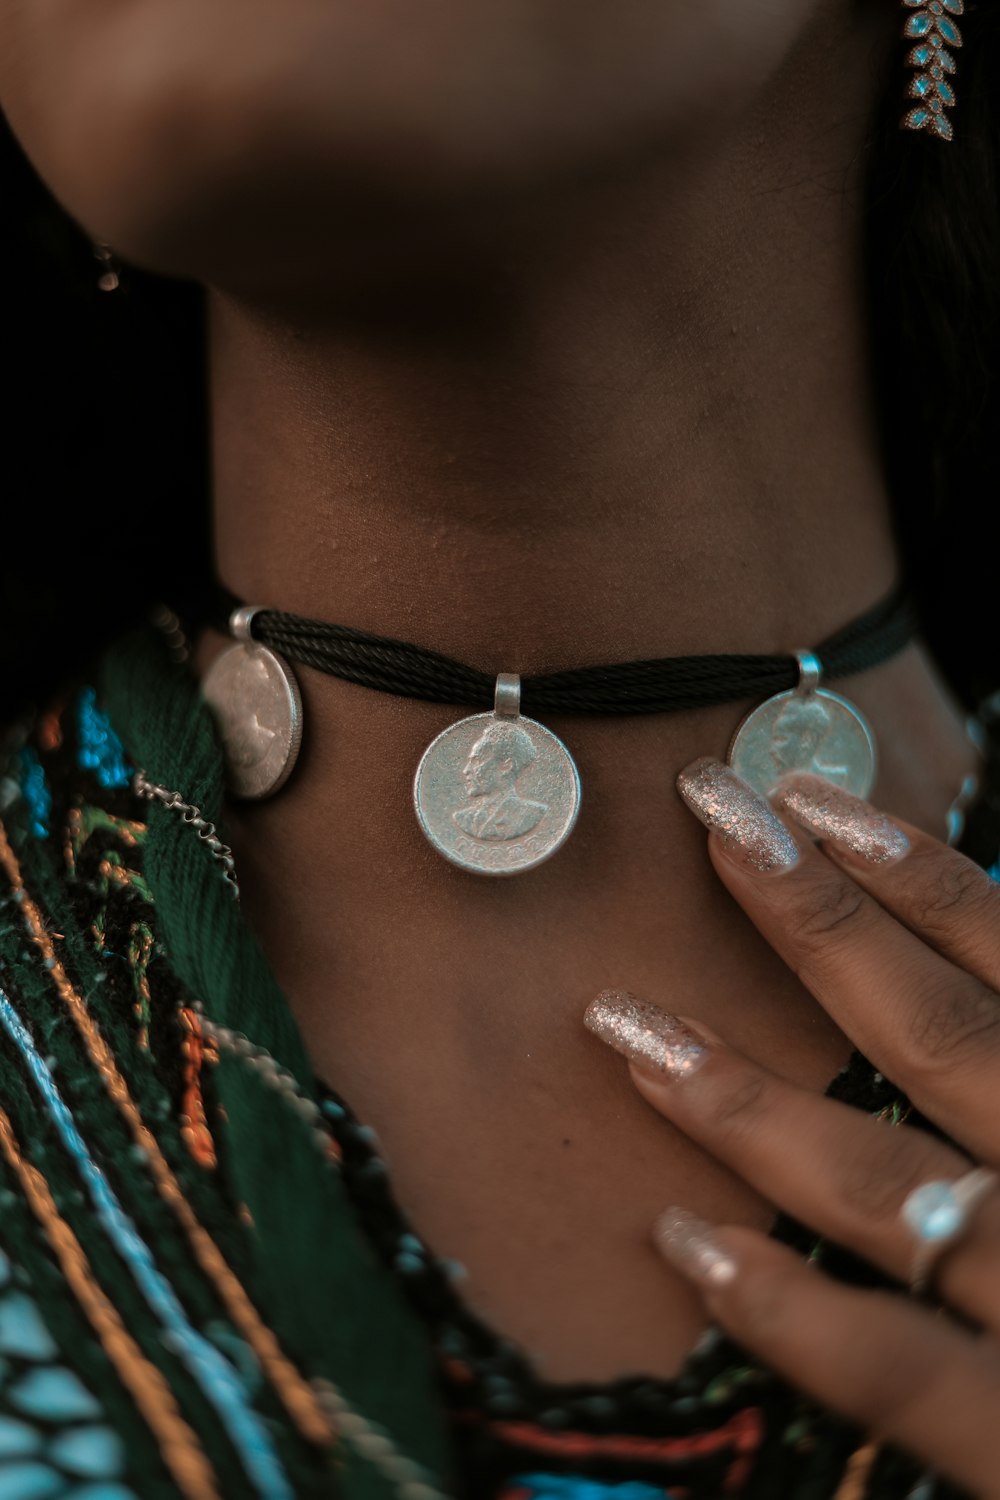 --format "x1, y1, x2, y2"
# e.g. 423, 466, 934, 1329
676, 758, 800, 874
653, 1208, 739, 1288
584, 990, 708, 1079
773, 773, 910, 866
